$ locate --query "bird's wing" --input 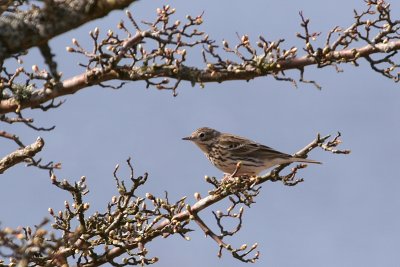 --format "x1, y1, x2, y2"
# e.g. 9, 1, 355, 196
254, 143, 292, 159
218, 134, 258, 153
219, 134, 291, 159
